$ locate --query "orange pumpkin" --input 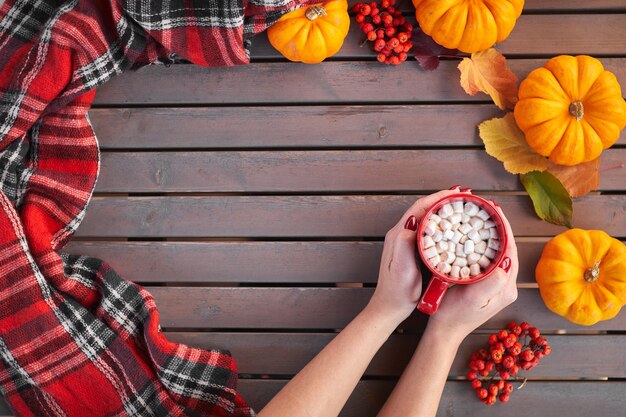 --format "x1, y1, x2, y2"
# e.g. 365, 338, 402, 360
514, 55, 626, 166
412, 0, 524, 53
267, 0, 350, 64
536, 229, 626, 326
